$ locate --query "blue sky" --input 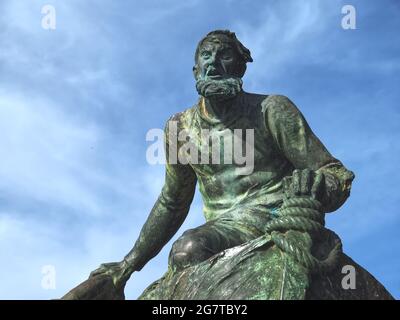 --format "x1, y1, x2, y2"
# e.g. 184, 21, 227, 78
0, 0, 399, 299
